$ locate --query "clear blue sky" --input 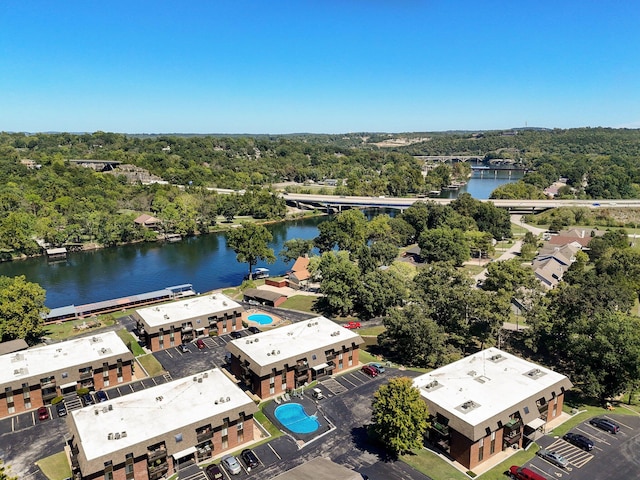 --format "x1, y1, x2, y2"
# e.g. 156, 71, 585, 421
1, 1, 639, 134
